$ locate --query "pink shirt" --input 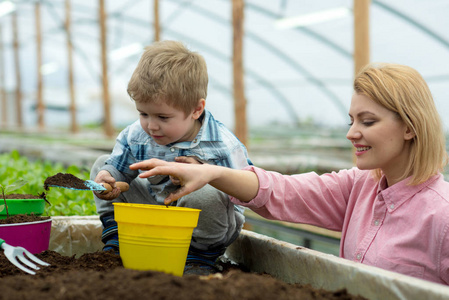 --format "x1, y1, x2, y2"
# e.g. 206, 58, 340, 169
231, 166, 449, 284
